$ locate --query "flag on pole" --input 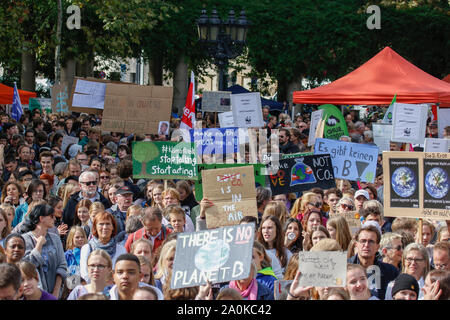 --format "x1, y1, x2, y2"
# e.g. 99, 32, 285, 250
11, 83, 23, 122
382, 94, 396, 124
181, 71, 196, 131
